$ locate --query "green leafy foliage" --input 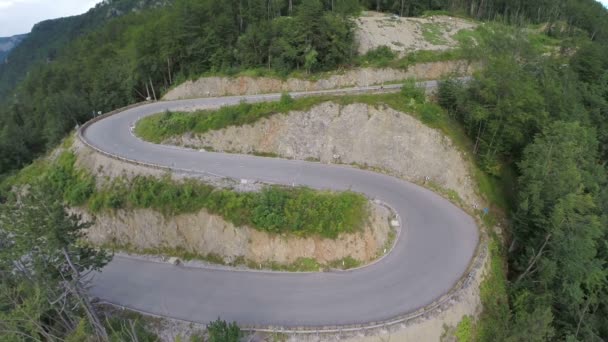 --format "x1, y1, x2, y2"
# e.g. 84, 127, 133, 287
0, 0, 356, 177
455, 315, 475, 342
0, 184, 114, 340
437, 13, 608, 341
206, 318, 241, 342
357, 45, 397, 67
421, 22, 449, 45
30, 151, 368, 239
91, 178, 367, 238
135, 96, 337, 143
